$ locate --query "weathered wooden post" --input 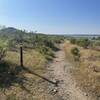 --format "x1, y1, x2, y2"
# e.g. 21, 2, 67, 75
20, 43, 23, 67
